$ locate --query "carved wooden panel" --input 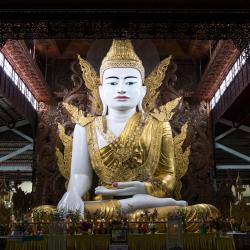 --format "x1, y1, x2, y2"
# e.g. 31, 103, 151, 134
0, 10, 250, 40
